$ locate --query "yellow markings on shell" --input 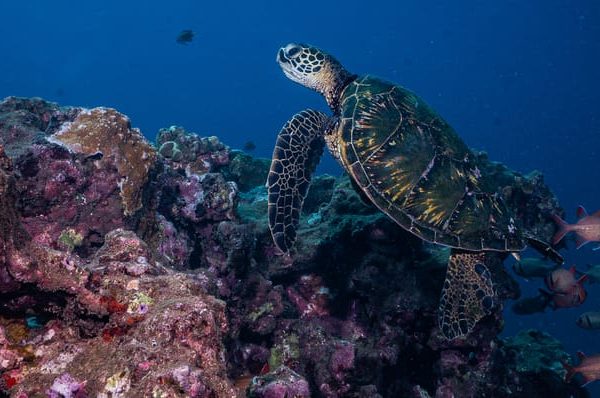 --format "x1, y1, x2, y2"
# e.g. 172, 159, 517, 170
383, 169, 413, 202
383, 170, 411, 202
382, 153, 408, 168
418, 198, 449, 226
354, 136, 381, 156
